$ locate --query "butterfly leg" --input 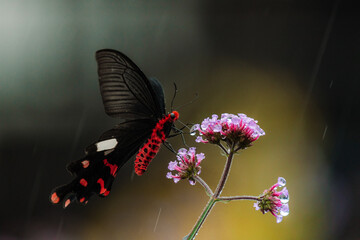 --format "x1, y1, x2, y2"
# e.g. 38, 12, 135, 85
168, 126, 190, 148
168, 125, 184, 137
163, 141, 177, 154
